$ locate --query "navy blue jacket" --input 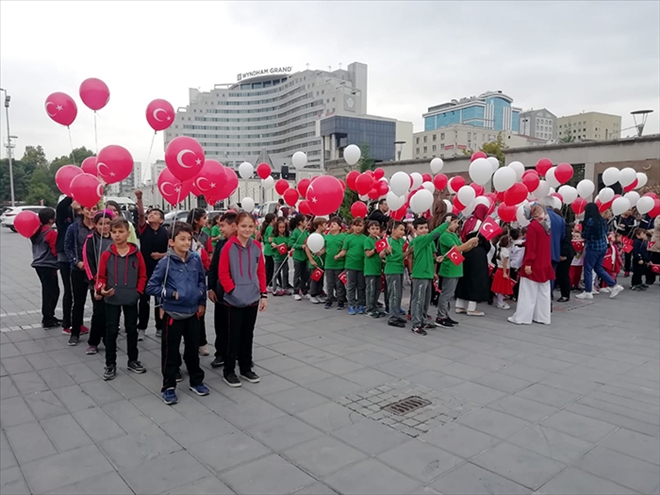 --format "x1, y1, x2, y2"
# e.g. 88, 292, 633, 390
547, 208, 565, 263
